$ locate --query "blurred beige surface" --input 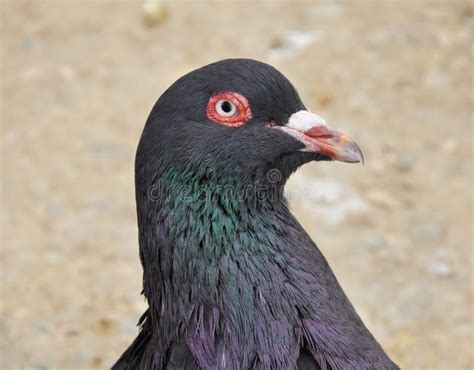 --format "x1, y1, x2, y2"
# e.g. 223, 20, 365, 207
1, 1, 473, 369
